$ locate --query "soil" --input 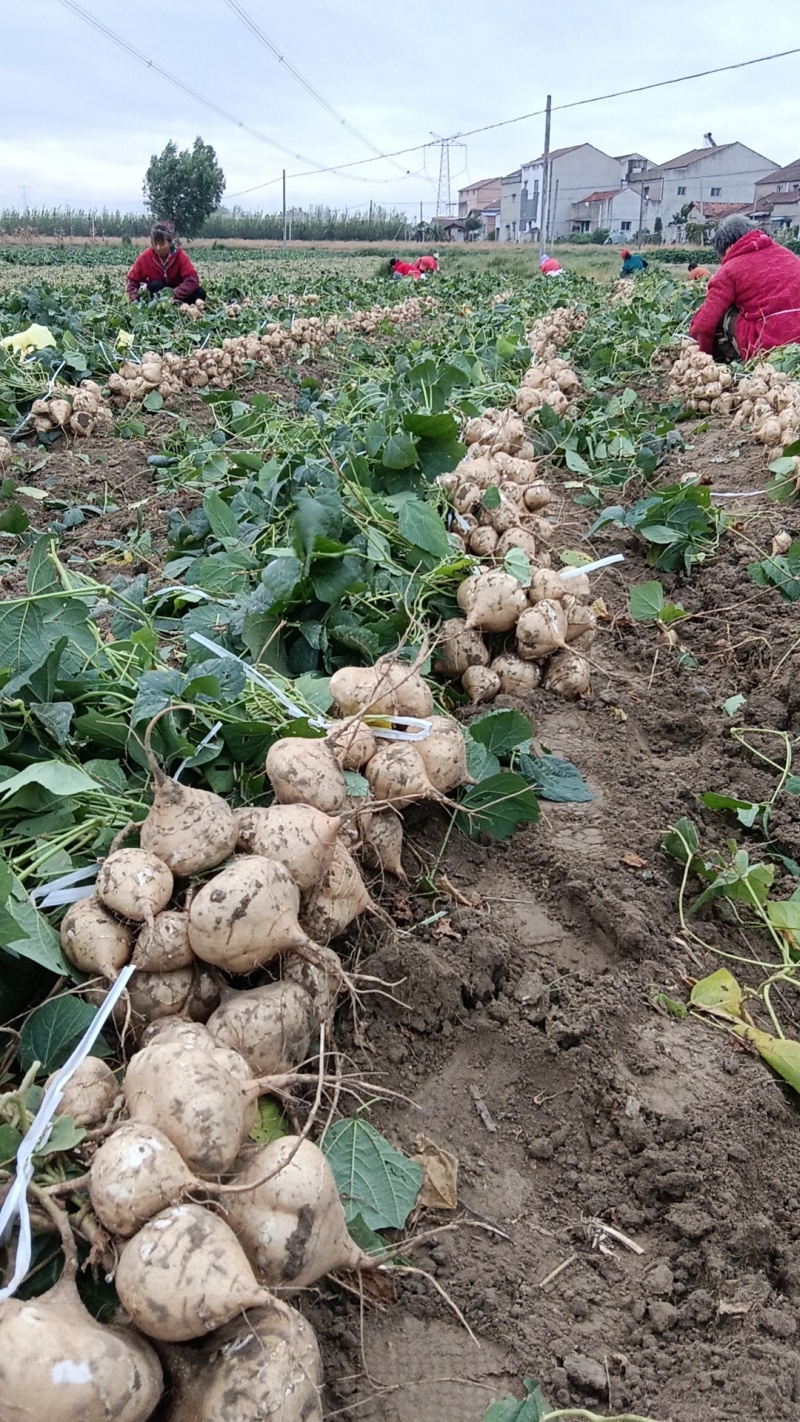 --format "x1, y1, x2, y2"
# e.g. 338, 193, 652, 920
308, 418, 800, 1422
7, 371, 800, 1420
